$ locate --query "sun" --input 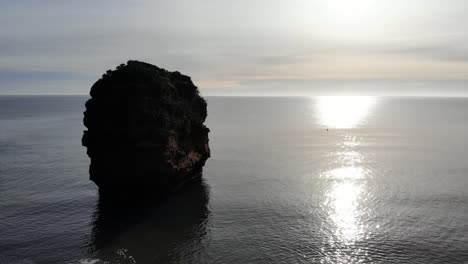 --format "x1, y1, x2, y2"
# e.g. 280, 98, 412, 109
318, 0, 387, 35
